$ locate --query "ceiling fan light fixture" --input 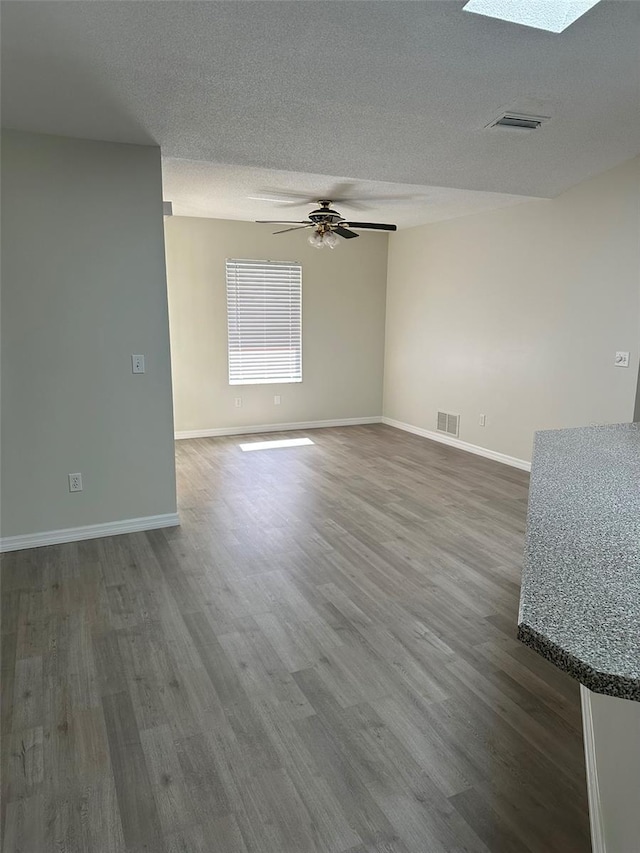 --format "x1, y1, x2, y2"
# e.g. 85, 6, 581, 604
324, 230, 339, 249
260, 200, 395, 245
308, 228, 340, 249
